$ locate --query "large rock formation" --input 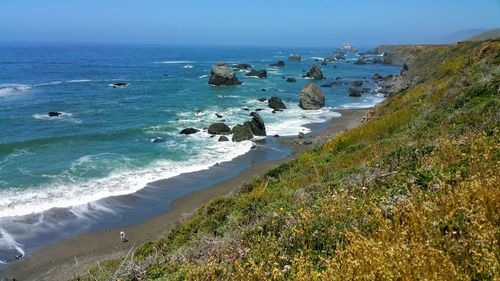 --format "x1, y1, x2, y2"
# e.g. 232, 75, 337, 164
208, 62, 241, 86
248, 112, 266, 136
207, 123, 232, 135
305, 65, 324, 80
245, 70, 267, 78
268, 97, 287, 110
232, 124, 254, 142
299, 83, 325, 110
